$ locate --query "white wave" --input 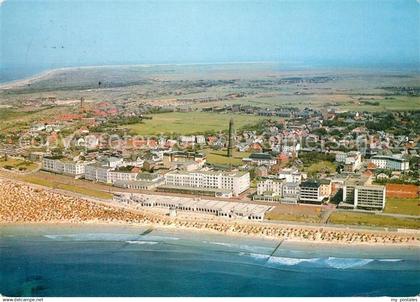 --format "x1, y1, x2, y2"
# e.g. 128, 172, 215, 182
44, 234, 72, 240
264, 256, 378, 269
267, 256, 320, 266
238, 252, 270, 260
249, 253, 270, 260
126, 240, 159, 245
208, 241, 233, 248
324, 257, 374, 269
206, 241, 271, 254
141, 235, 179, 241
43, 233, 136, 241
377, 259, 403, 262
